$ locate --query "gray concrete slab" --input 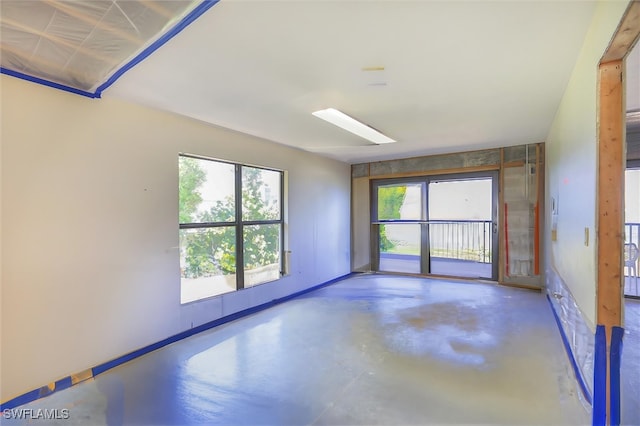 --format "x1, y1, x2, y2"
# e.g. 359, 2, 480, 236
3, 275, 590, 425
